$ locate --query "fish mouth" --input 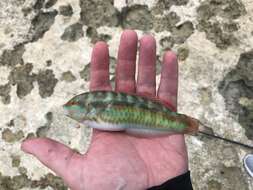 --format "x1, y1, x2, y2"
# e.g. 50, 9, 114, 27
64, 100, 78, 107
62, 105, 71, 117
